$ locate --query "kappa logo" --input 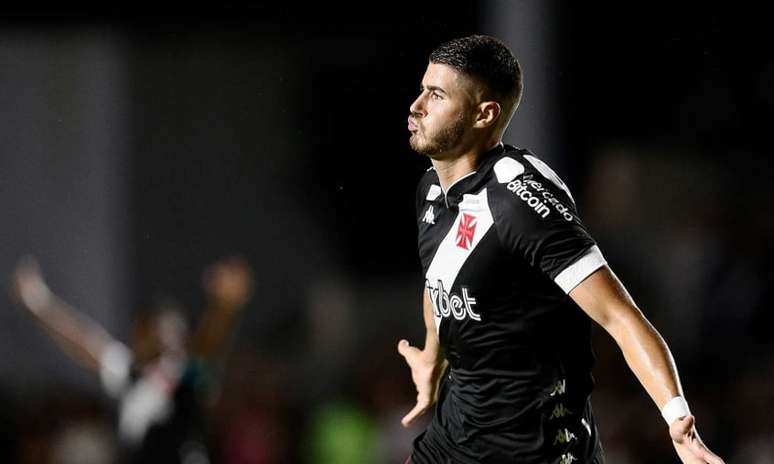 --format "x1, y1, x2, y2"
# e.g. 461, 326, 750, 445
553, 428, 578, 445
549, 403, 573, 420
456, 213, 477, 249
422, 206, 436, 225
549, 379, 567, 397
560, 453, 577, 464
